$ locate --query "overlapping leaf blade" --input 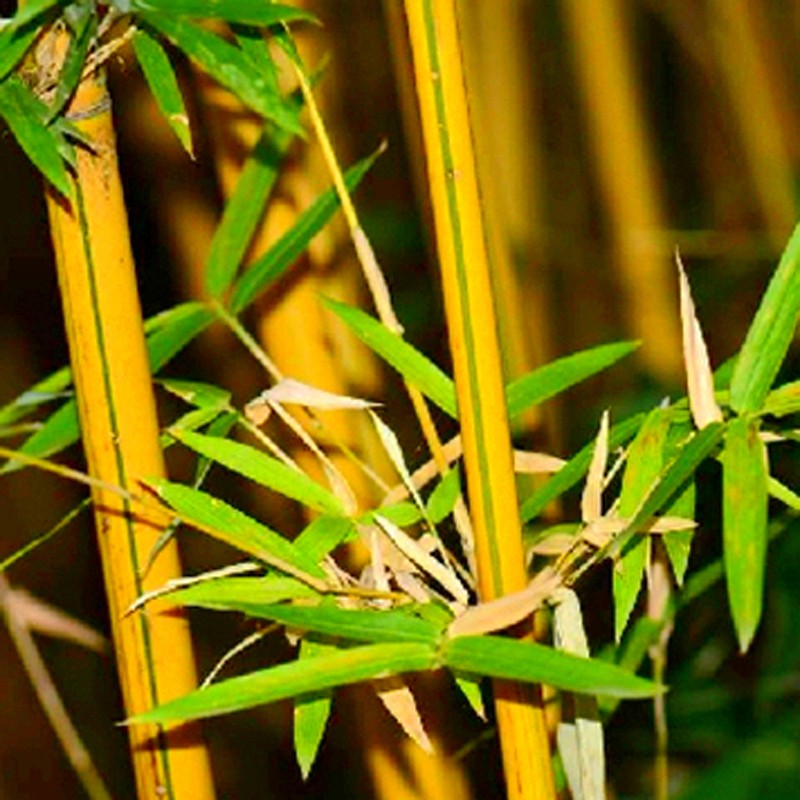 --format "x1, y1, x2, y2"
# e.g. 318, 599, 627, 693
0, 76, 70, 196
506, 341, 639, 419
730, 222, 800, 413
140, 13, 301, 133
323, 298, 458, 417
150, 478, 326, 580
129, 642, 438, 724
131, 0, 317, 27
230, 151, 381, 313
723, 416, 769, 652
442, 635, 660, 699
226, 603, 443, 646
171, 429, 345, 516
132, 28, 193, 156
